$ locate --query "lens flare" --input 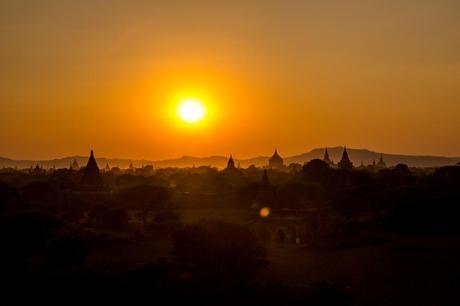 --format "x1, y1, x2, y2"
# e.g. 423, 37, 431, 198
260, 207, 270, 218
